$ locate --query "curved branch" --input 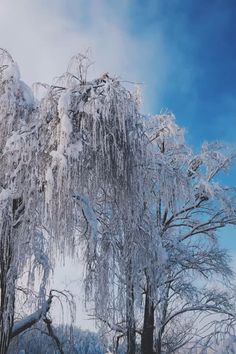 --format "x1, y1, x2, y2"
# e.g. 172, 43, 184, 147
10, 293, 53, 339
